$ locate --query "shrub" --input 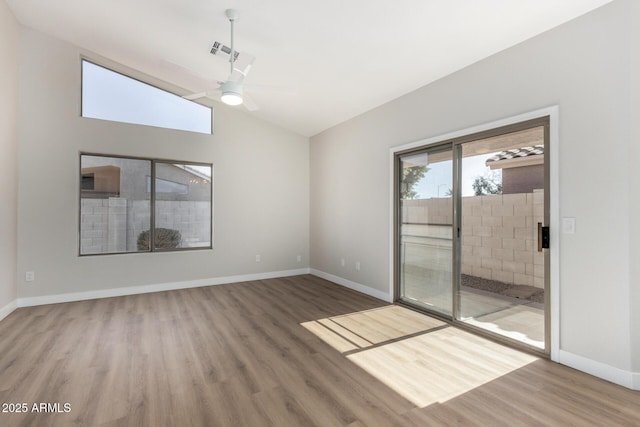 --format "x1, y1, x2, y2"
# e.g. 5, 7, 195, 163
137, 228, 182, 251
